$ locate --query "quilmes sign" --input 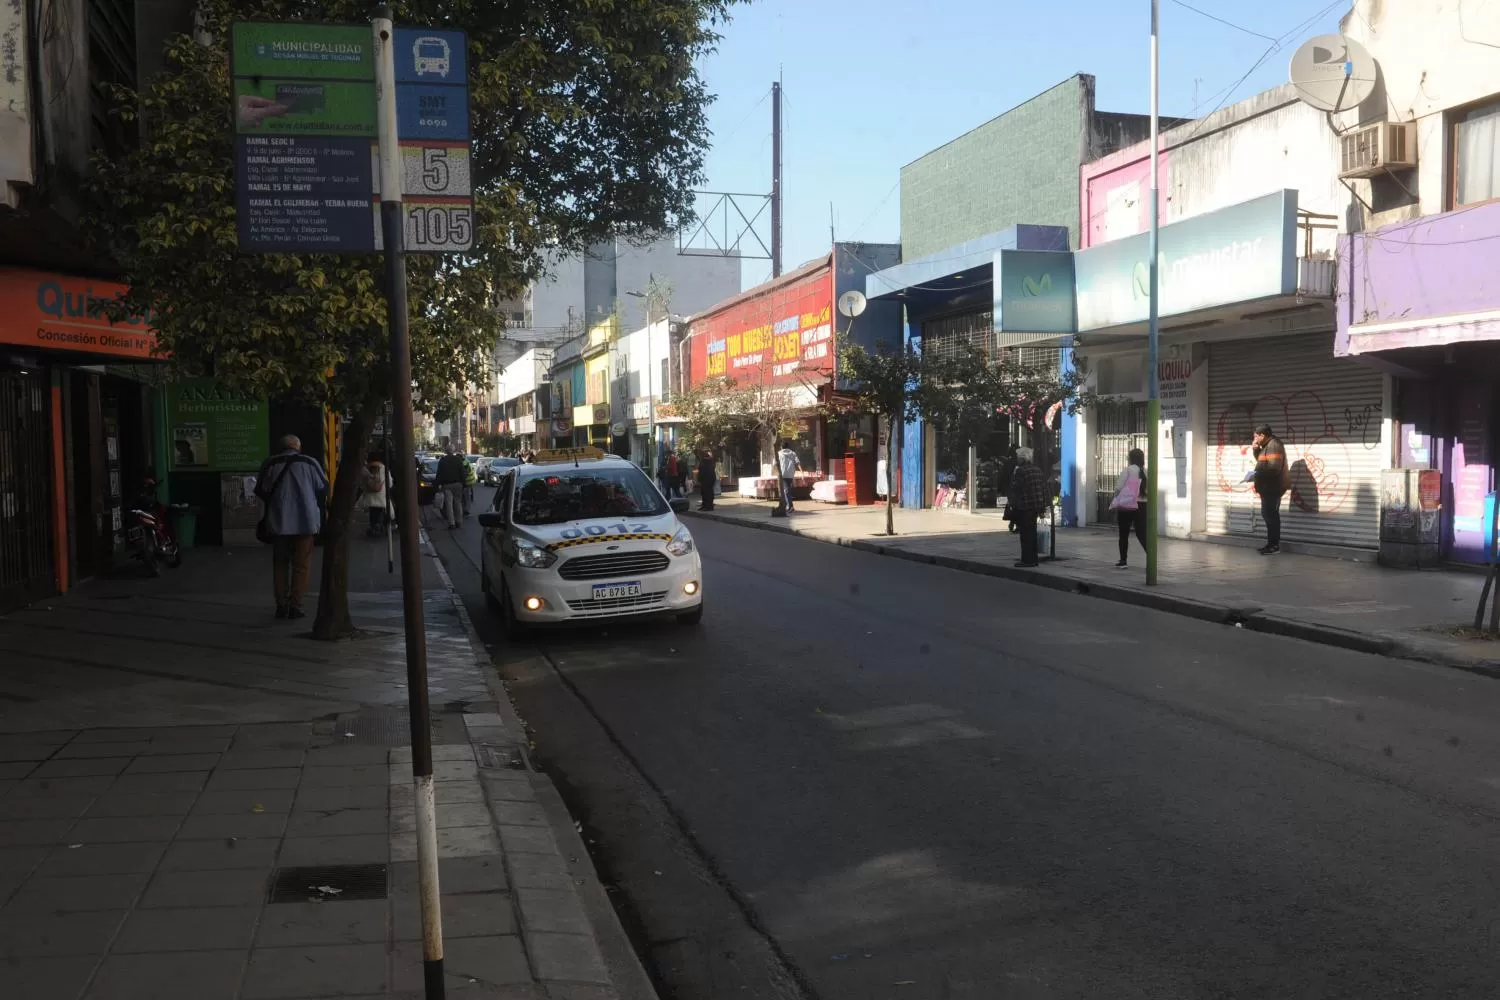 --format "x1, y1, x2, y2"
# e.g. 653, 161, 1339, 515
1073, 190, 1298, 331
